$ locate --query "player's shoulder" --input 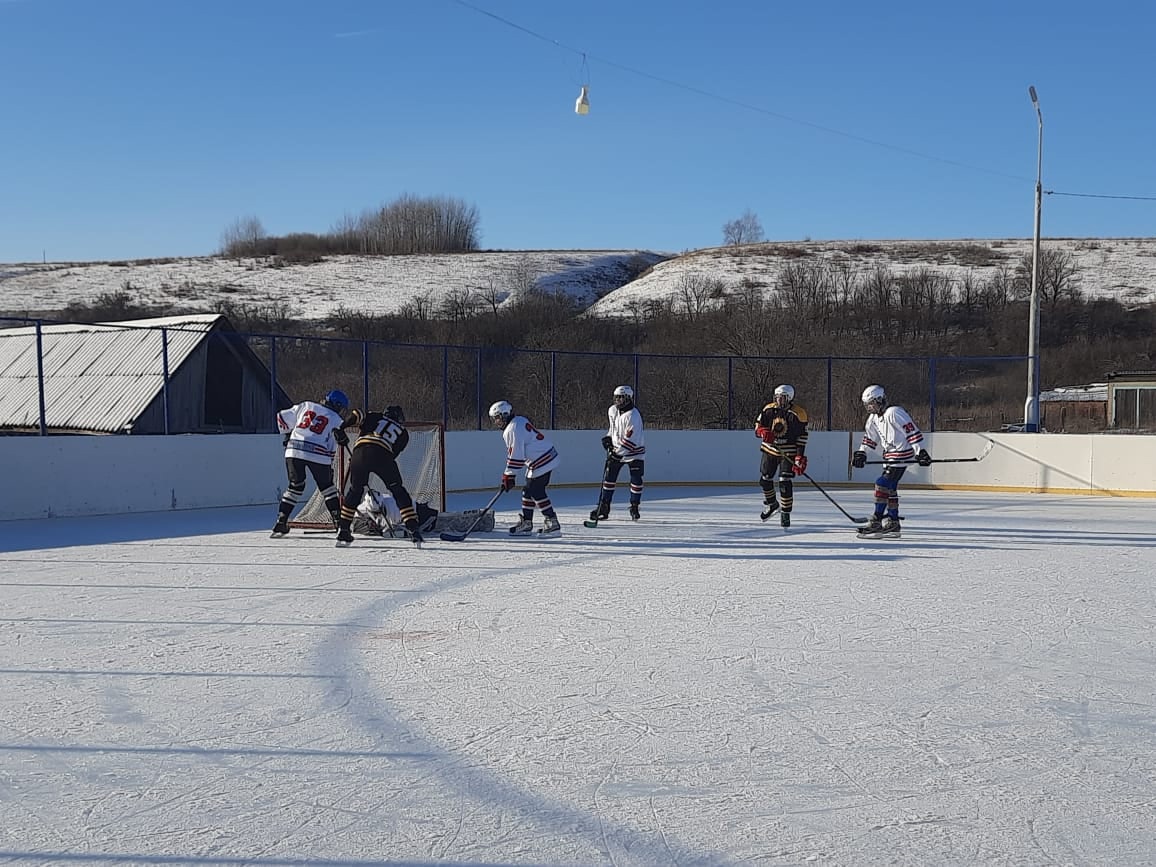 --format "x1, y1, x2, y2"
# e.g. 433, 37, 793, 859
792, 405, 809, 423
